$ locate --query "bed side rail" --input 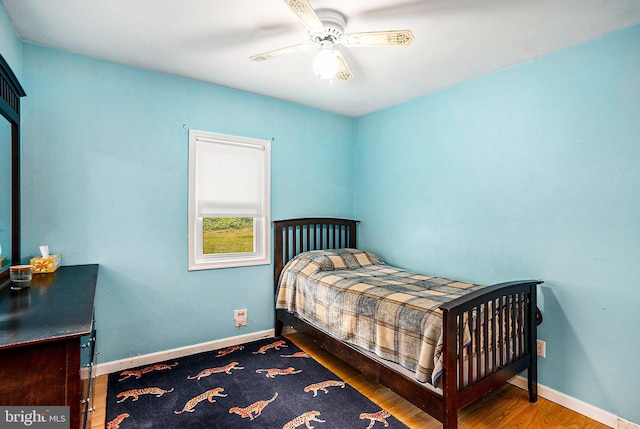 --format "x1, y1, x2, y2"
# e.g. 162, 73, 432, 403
440, 280, 542, 412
